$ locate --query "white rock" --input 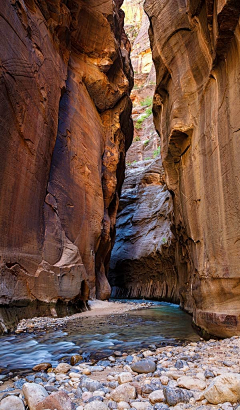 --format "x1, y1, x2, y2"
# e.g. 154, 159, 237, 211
204, 373, 240, 404
148, 390, 165, 404
76, 407, 84, 410
160, 376, 169, 385
93, 391, 105, 397
69, 372, 81, 379
22, 383, 48, 410
0, 396, 25, 410
177, 376, 206, 390
84, 401, 108, 410
131, 402, 151, 410
56, 373, 70, 381
55, 363, 72, 373
110, 383, 136, 403
143, 350, 154, 357
82, 392, 93, 402
117, 401, 130, 409
118, 372, 133, 384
